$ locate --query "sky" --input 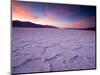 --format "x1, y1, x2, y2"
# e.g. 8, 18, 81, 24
12, 0, 96, 28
